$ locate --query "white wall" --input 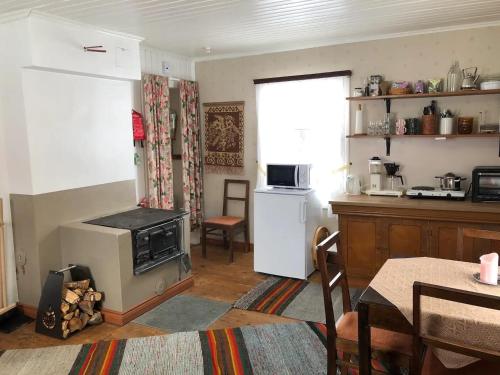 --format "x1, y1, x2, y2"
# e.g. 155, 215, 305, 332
22, 68, 135, 195
0, 13, 142, 305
